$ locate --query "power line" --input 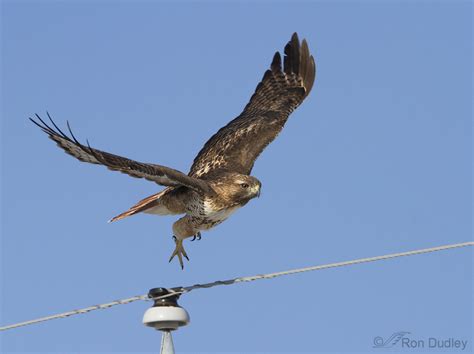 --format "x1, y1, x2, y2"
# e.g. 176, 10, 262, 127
180, 241, 474, 292
1, 241, 472, 332
0, 292, 183, 332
